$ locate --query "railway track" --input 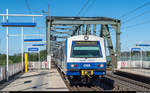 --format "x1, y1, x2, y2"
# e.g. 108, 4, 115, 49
64, 70, 150, 91
53, 59, 150, 91
70, 84, 103, 91
105, 71, 150, 91
52, 61, 106, 91
66, 77, 106, 91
